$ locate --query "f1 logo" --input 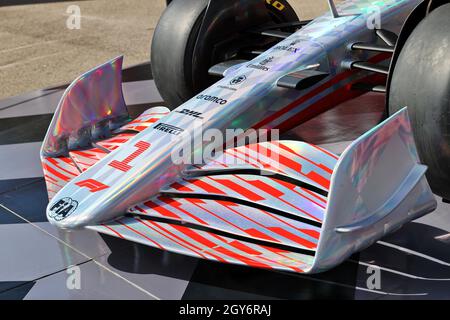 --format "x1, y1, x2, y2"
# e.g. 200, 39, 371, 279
109, 141, 151, 172
75, 179, 109, 192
